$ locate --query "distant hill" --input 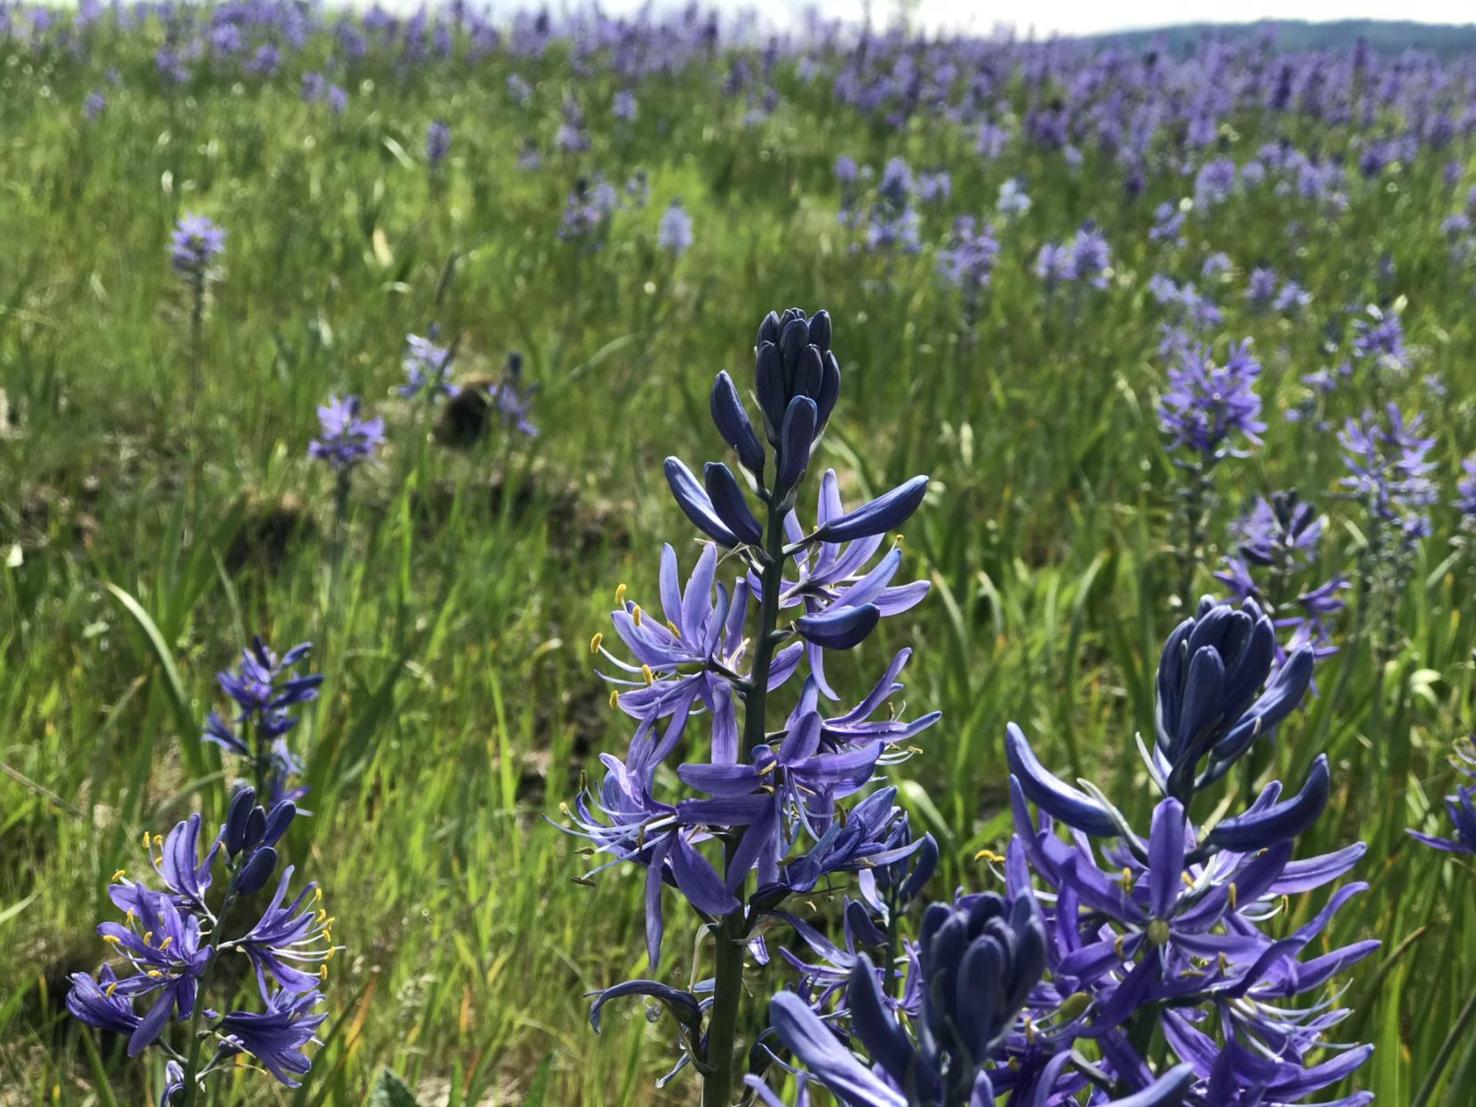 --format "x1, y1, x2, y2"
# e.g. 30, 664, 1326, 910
1088, 20, 1476, 58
